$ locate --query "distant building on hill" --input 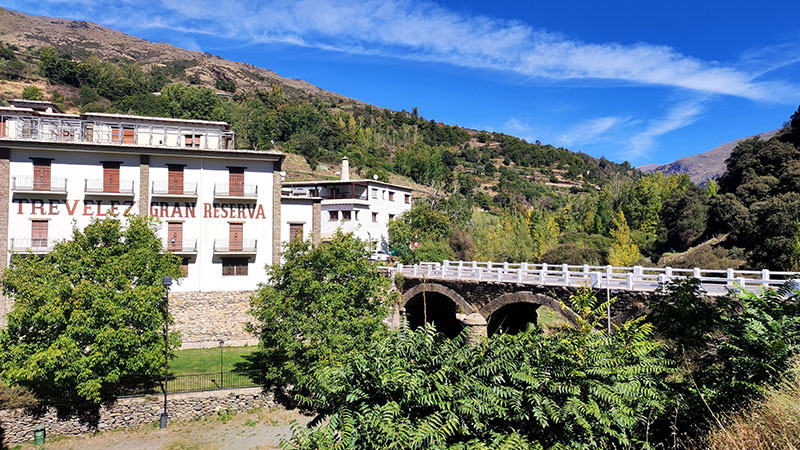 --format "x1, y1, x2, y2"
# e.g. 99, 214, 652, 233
282, 157, 414, 254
